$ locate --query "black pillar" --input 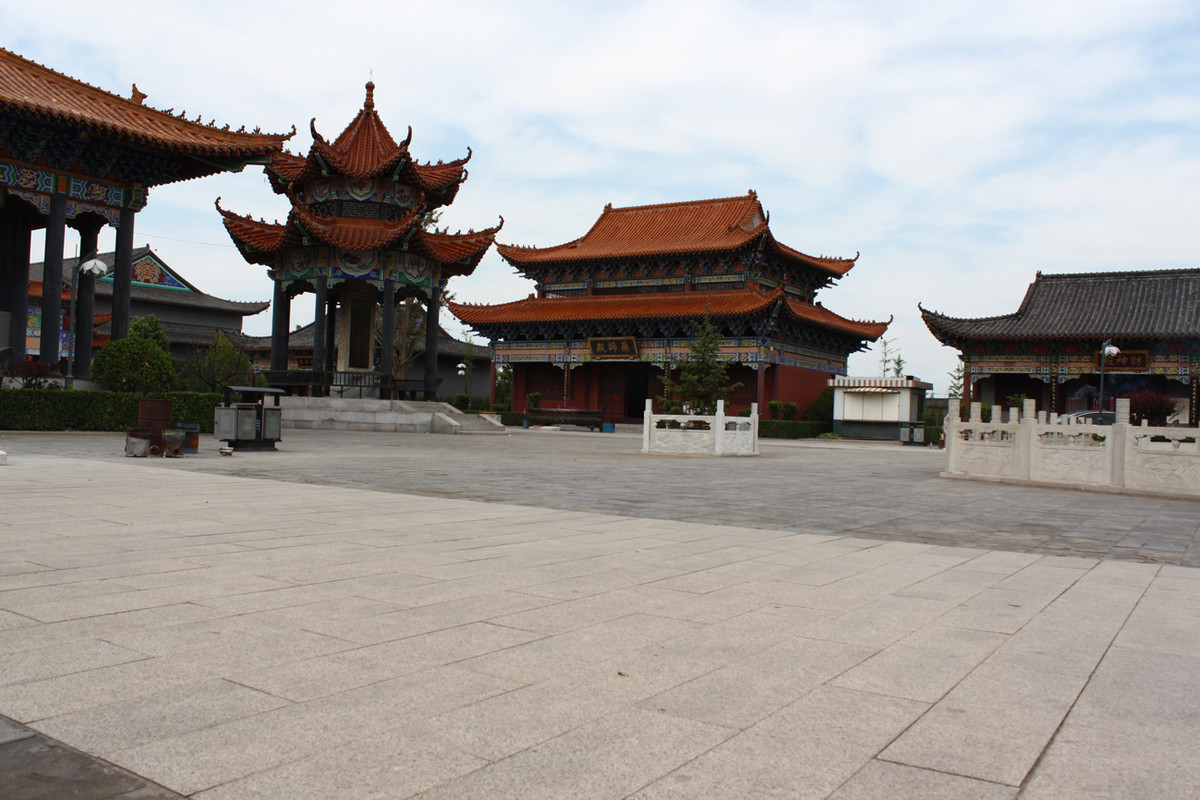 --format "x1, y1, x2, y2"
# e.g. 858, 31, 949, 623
1, 206, 33, 361
111, 206, 134, 341
312, 276, 327, 374
325, 293, 337, 388
39, 191, 67, 365
379, 278, 395, 399
269, 277, 290, 372
423, 284, 441, 401
73, 220, 103, 380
